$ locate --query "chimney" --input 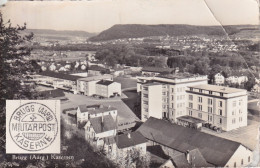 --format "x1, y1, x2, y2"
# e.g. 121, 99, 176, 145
127, 133, 131, 139
185, 150, 190, 163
